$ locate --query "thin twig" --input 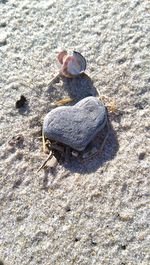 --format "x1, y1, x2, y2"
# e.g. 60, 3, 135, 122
37, 152, 53, 172
48, 73, 60, 86
42, 129, 46, 153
